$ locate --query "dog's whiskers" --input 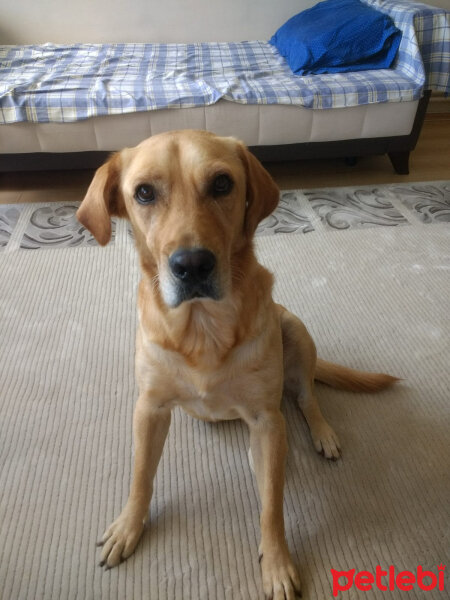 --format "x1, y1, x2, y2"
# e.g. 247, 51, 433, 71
150, 274, 160, 292
231, 266, 246, 285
